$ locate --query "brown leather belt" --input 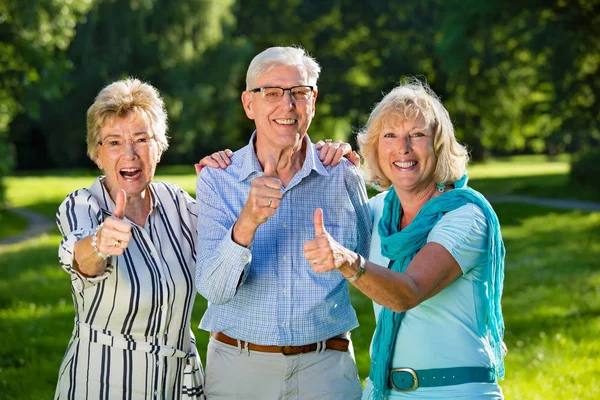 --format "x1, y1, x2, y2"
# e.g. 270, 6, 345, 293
211, 332, 349, 355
